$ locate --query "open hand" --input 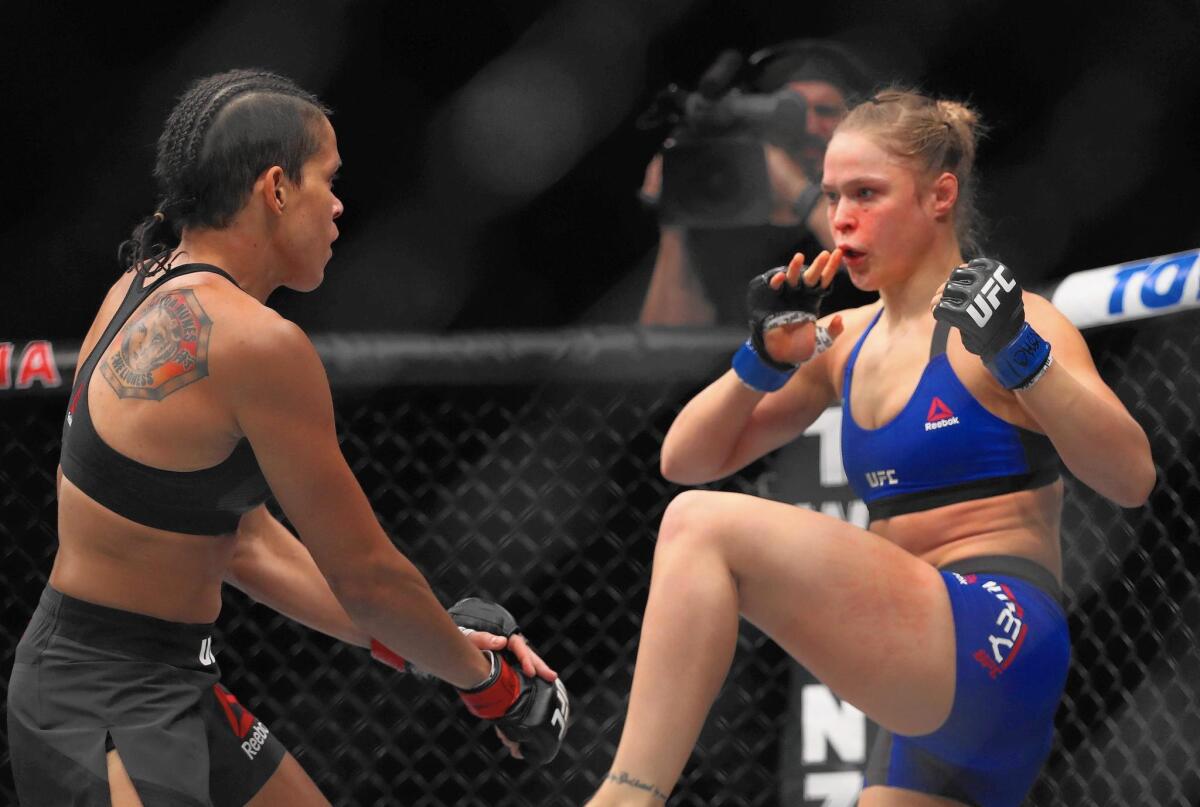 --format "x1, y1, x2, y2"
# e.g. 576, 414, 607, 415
462, 629, 557, 682
761, 249, 846, 365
